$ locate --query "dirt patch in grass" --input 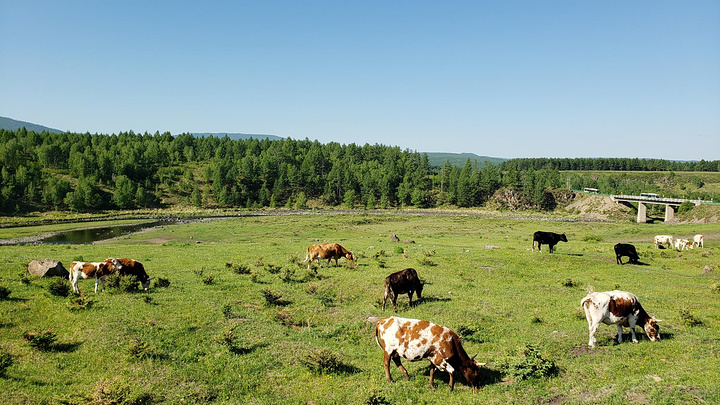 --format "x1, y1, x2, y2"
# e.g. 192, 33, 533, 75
564, 194, 633, 221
